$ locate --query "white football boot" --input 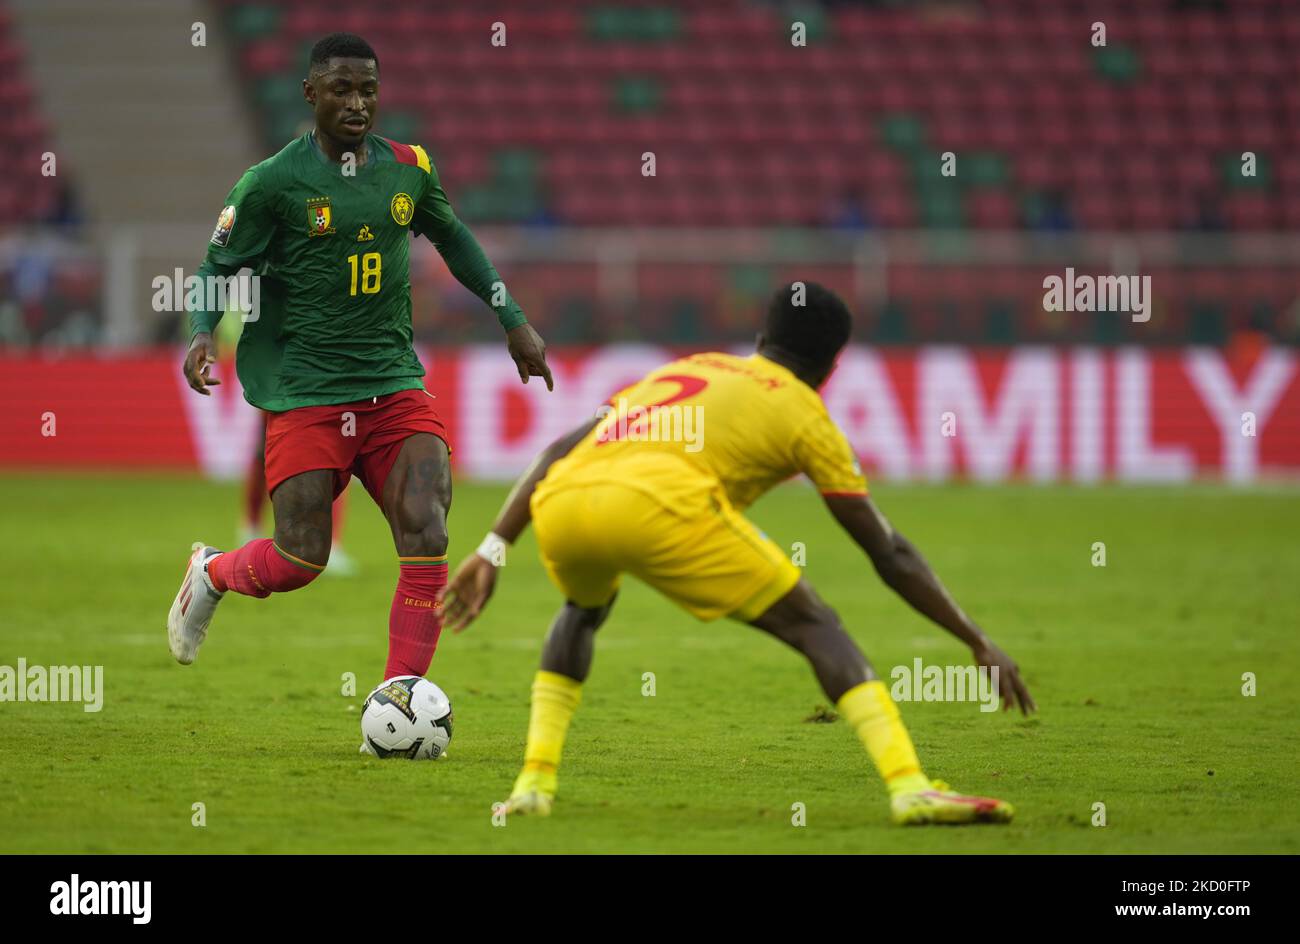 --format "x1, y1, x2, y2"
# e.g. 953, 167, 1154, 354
167, 541, 225, 664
